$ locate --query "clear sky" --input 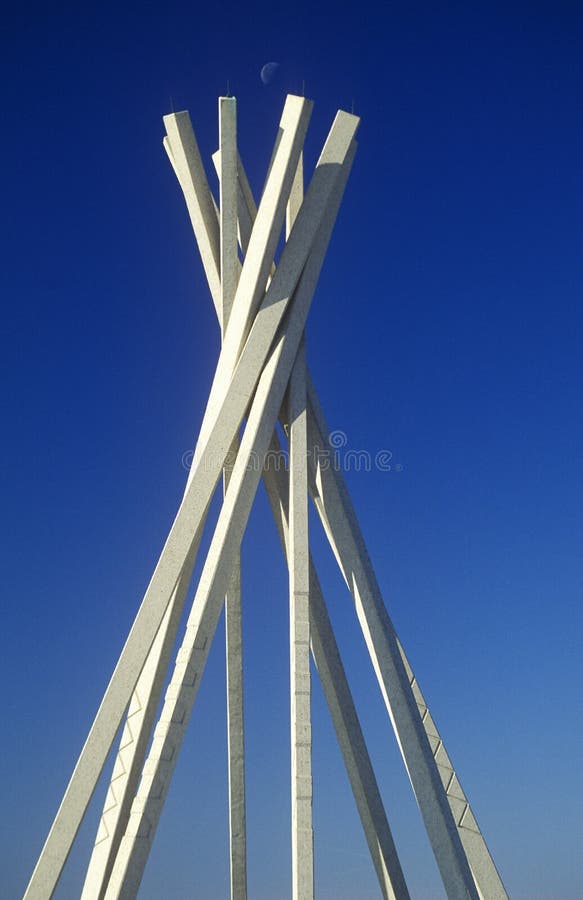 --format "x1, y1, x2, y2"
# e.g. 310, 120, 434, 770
1, 3, 582, 899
